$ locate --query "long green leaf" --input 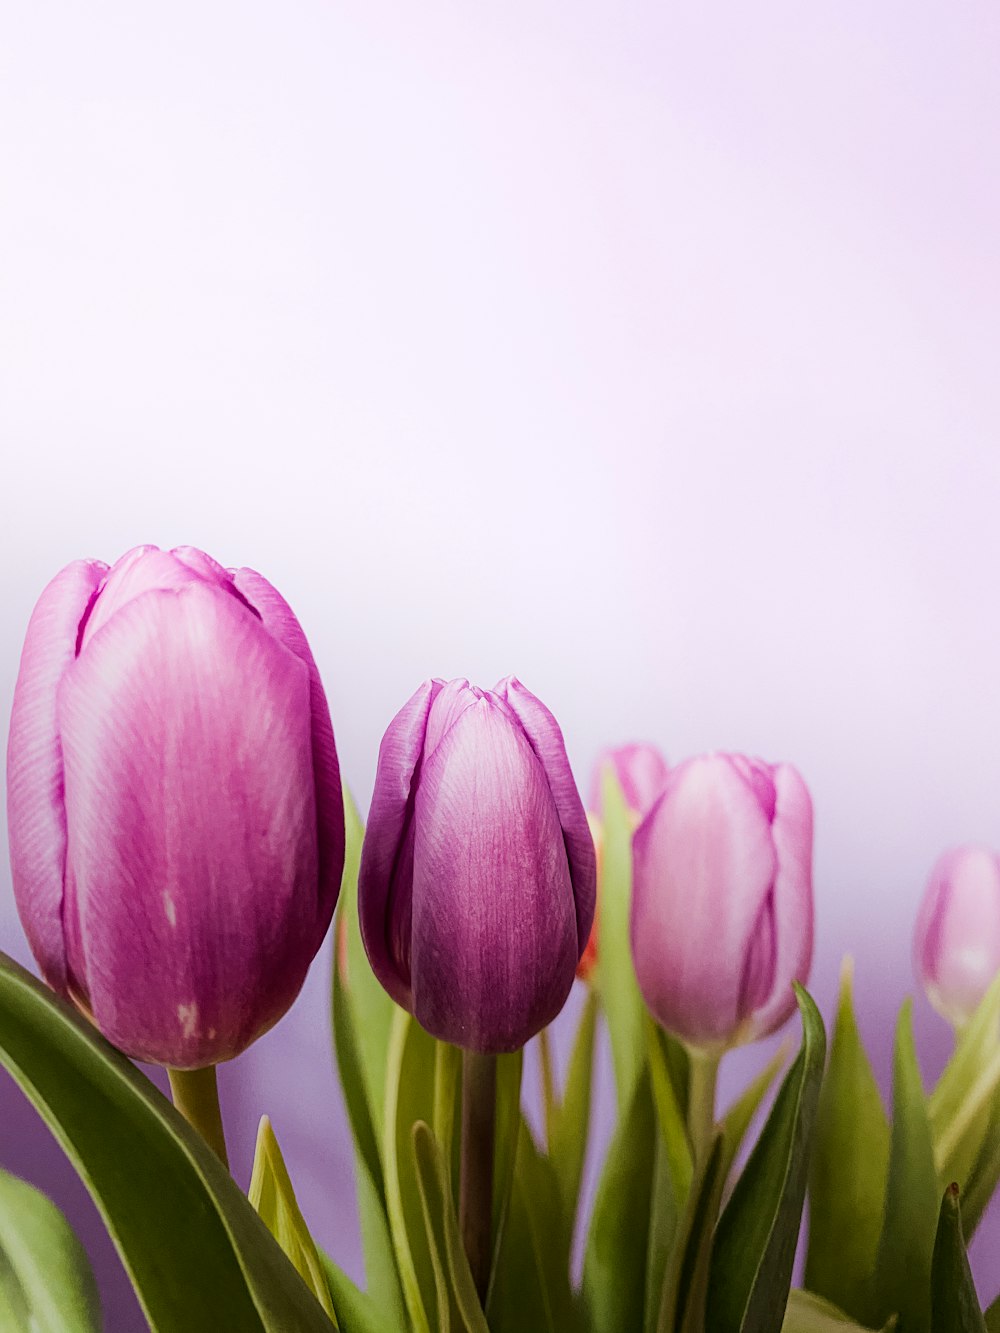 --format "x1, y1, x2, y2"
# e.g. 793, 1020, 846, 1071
0, 951, 334, 1332
549, 990, 598, 1240
317, 1251, 393, 1333
929, 974, 1000, 1198
248, 1117, 338, 1322
647, 1017, 694, 1207
782, 1290, 893, 1331
598, 767, 646, 1110
930, 1186, 986, 1333
870, 1001, 940, 1333
583, 1065, 657, 1333
0, 1167, 100, 1332
707, 986, 827, 1333
985, 1296, 1000, 1333
412, 1122, 490, 1333
720, 1041, 790, 1185
805, 959, 890, 1320
657, 1134, 725, 1333
488, 1049, 524, 1296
